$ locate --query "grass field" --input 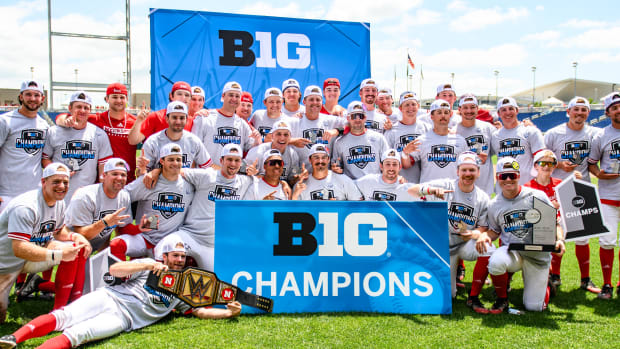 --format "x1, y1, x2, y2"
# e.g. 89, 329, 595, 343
2, 240, 620, 348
